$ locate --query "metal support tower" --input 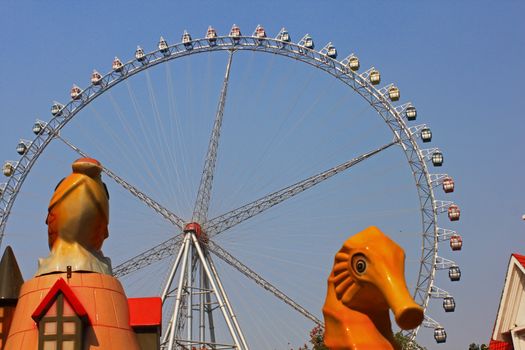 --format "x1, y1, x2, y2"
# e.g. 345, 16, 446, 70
163, 227, 247, 350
